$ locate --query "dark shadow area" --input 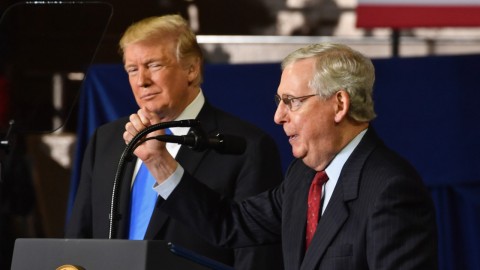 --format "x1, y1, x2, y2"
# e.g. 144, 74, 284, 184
0, 2, 112, 269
